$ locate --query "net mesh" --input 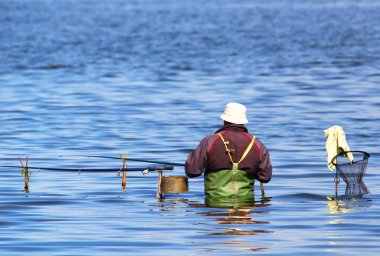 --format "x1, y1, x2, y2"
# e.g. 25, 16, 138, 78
332, 151, 370, 196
